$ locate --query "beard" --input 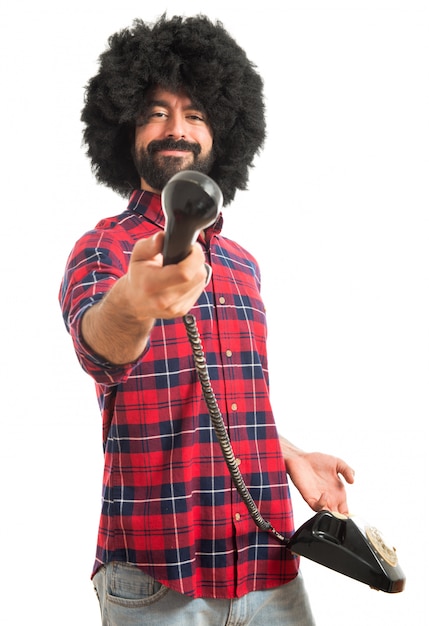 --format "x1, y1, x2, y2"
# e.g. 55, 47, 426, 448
133, 138, 215, 192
